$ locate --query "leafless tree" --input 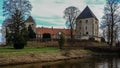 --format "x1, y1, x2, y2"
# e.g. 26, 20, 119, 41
101, 13, 111, 44
64, 6, 80, 40
101, 0, 120, 47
